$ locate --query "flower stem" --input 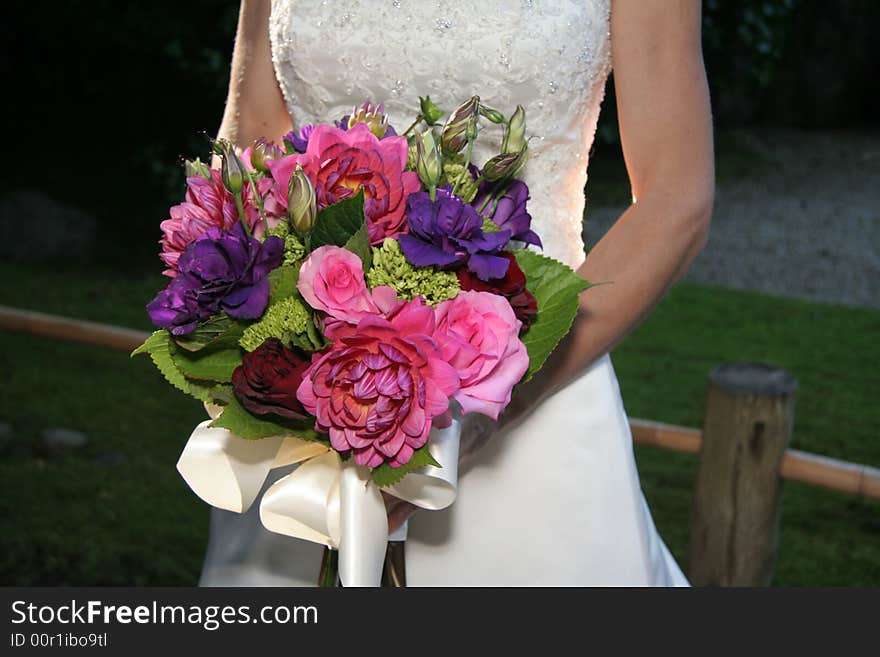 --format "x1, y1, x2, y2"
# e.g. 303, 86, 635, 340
318, 546, 339, 587
454, 136, 475, 197
234, 193, 252, 237
243, 167, 269, 234
402, 114, 423, 137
